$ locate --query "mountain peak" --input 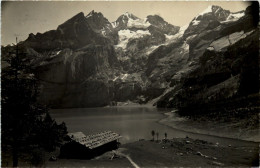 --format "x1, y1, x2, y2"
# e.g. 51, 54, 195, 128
192, 5, 230, 23
146, 15, 165, 23
59, 12, 86, 27
196, 5, 228, 17
84, 10, 112, 34
123, 12, 132, 17
124, 12, 132, 16
86, 10, 104, 18
113, 12, 140, 29
121, 12, 139, 20
212, 5, 223, 10
199, 5, 213, 15
184, 5, 232, 38
71, 12, 85, 19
